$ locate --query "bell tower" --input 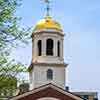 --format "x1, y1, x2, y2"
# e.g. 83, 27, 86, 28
28, 0, 67, 90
